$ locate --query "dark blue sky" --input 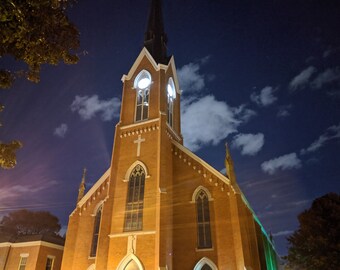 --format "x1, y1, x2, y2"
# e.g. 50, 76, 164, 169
1, 0, 340, 256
